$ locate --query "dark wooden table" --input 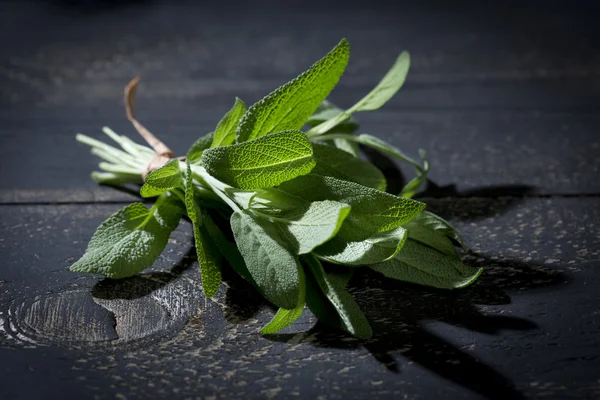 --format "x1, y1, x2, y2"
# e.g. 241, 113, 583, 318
1, 1, 599, 399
